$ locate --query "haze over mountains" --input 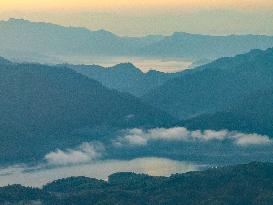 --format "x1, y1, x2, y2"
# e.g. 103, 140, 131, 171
0, 46, 272, 166
1, 18, 273, 66
0, 17, 273, 201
